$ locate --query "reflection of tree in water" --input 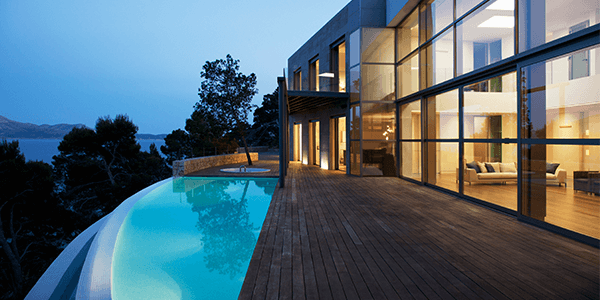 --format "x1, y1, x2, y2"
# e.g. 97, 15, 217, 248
253, 179, 276, 195
186, 179, 256, 279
